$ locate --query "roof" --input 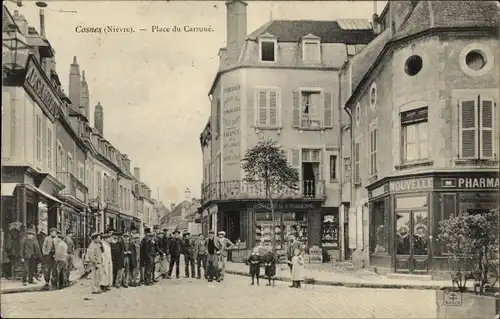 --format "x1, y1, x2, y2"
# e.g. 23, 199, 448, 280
247, 20, 374, 44
394, 0, 500, 40
347, 0, 500, 109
